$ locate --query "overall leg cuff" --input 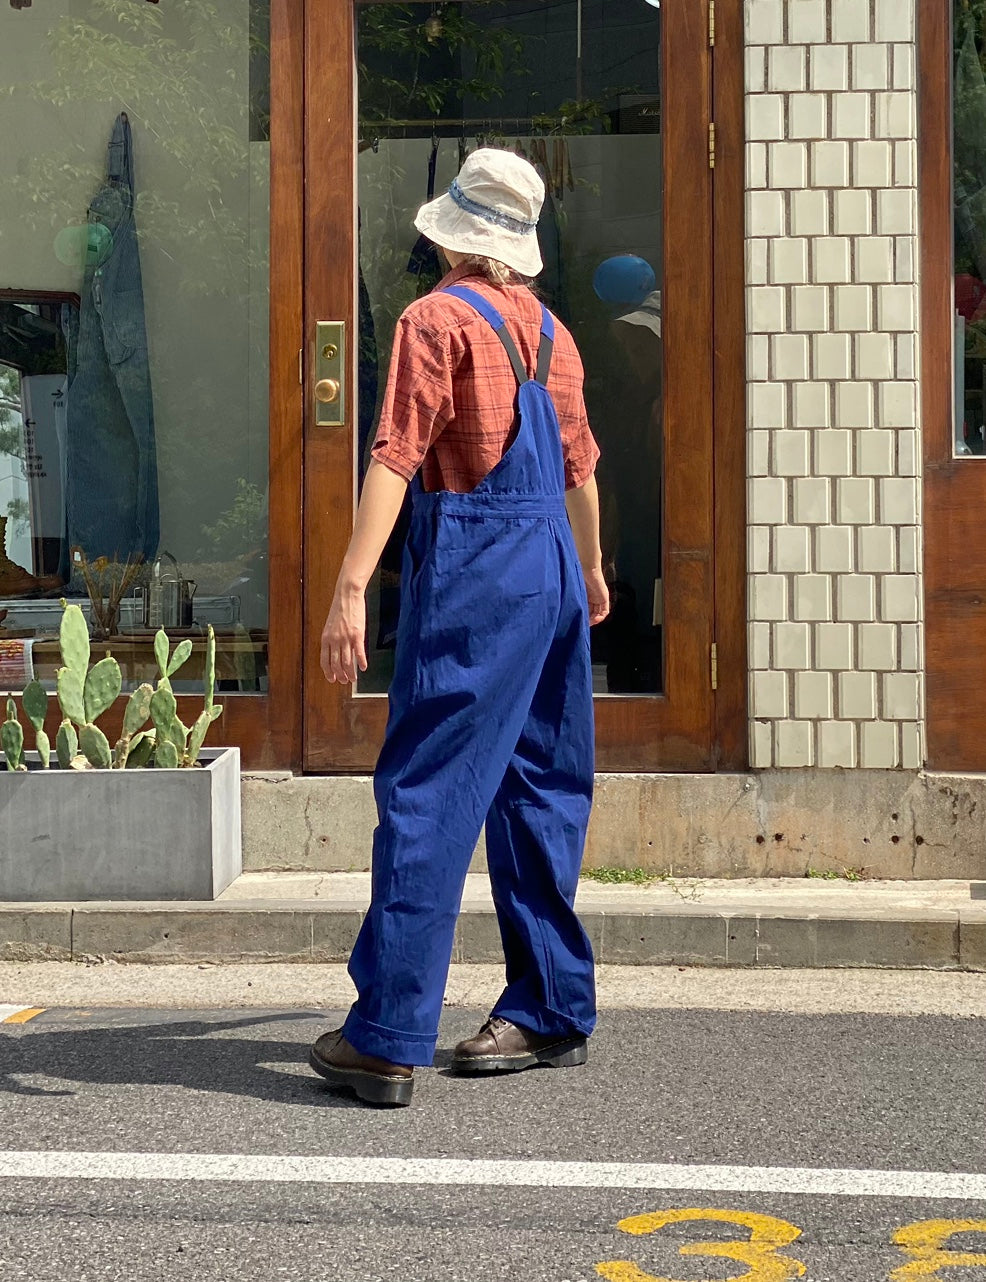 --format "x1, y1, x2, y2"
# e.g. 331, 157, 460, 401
342, 1007, 439, 1068
490, 999, 596, 1041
